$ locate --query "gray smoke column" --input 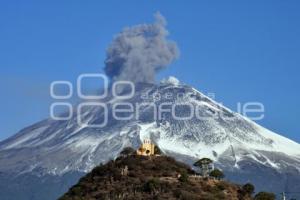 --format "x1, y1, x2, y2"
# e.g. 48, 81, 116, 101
104, 12, 179, 84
